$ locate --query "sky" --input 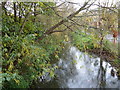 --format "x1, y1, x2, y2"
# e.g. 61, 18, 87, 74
71, 0, 119, 9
